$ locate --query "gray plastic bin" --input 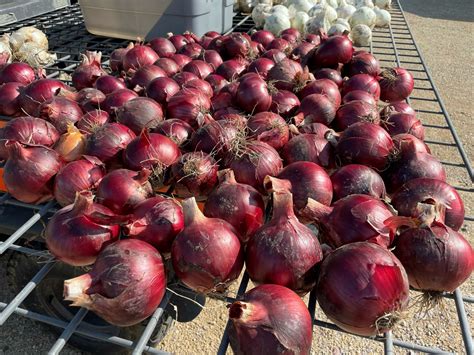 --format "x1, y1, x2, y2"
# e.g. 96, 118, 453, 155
0, 0, 70, 26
